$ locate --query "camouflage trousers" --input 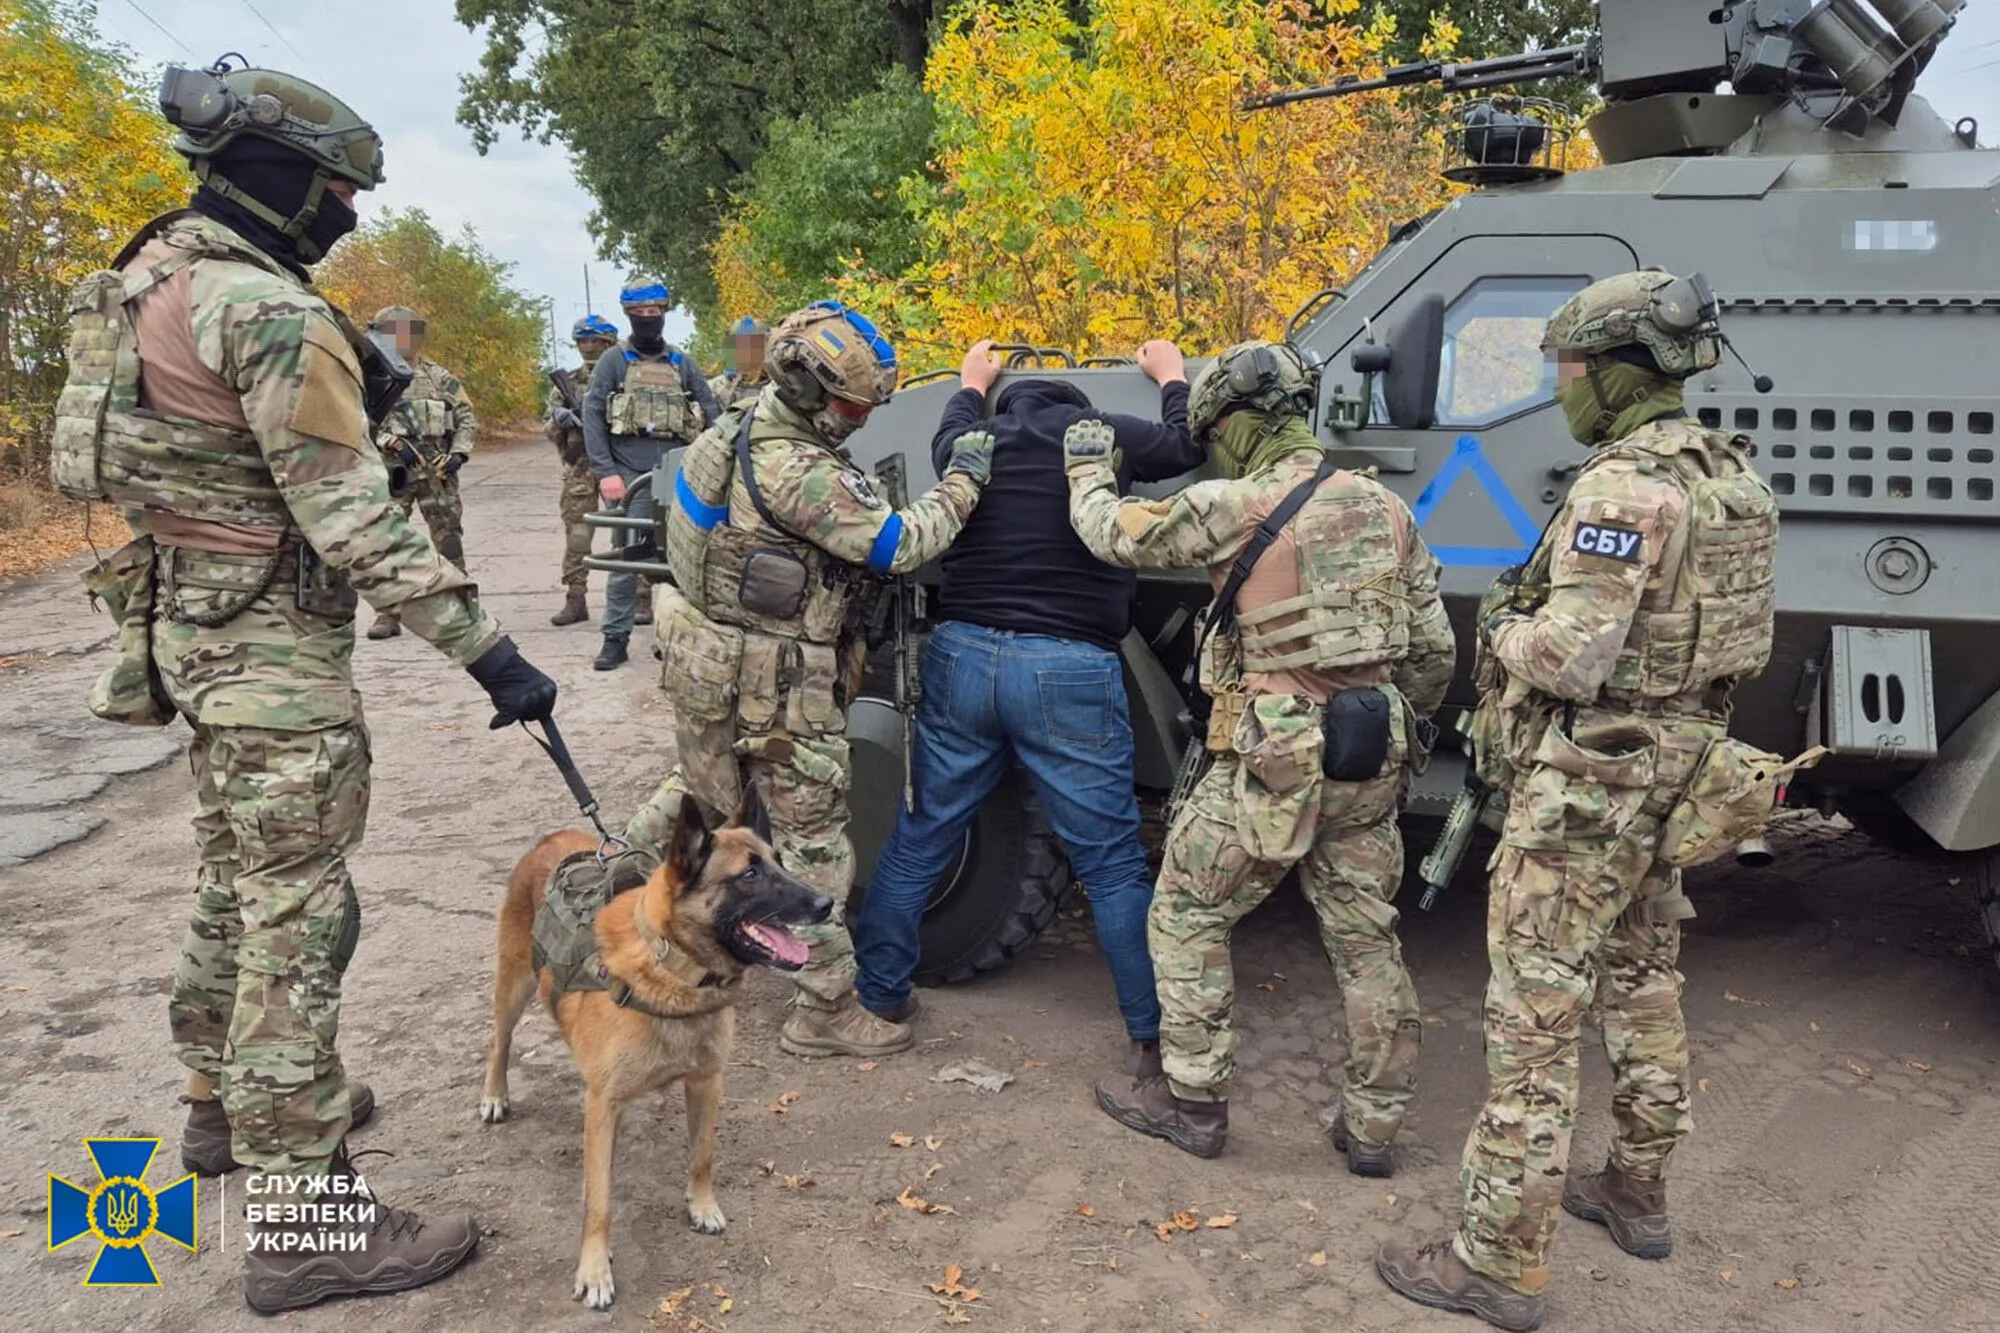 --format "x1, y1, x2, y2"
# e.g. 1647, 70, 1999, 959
1454, 733, 1694, 1293
627, 672, 856, 1010
1152, 749, 1421, 1142
393, 468, 465, 569
558, 459, 597, 589
167, 719, 369, 1180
